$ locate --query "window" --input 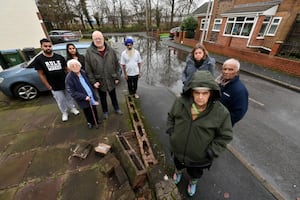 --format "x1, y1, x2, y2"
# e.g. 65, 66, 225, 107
266, 17, 281, 36
258, 16, 271, 37
224, 16, 255, 37
212, 18, 222, 32
200, 19, 208, 30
